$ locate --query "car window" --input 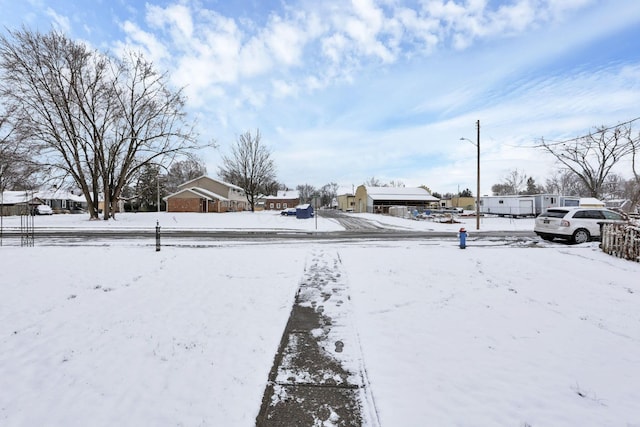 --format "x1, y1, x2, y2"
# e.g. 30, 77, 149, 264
541, 209, 568, 218
573, 210, 604, 219
602, 210, 623, 220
